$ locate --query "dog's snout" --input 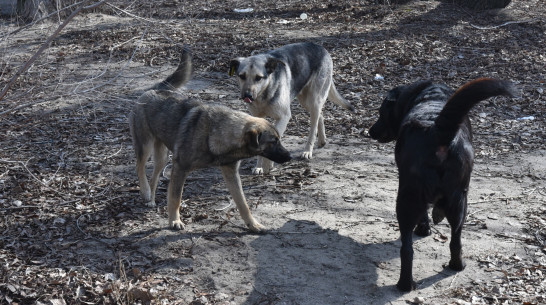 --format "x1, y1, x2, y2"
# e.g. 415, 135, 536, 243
368, 124, 379, 139
242, 91, 254, 104
262, 144, 292, 164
